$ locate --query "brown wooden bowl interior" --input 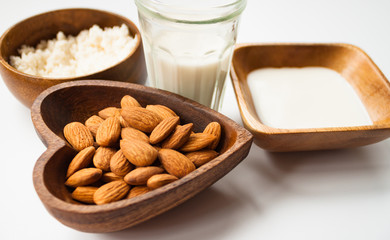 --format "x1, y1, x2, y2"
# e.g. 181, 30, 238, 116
31, 80, 253, 232
230, 43, 390, 152
0, 8, 146, 108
